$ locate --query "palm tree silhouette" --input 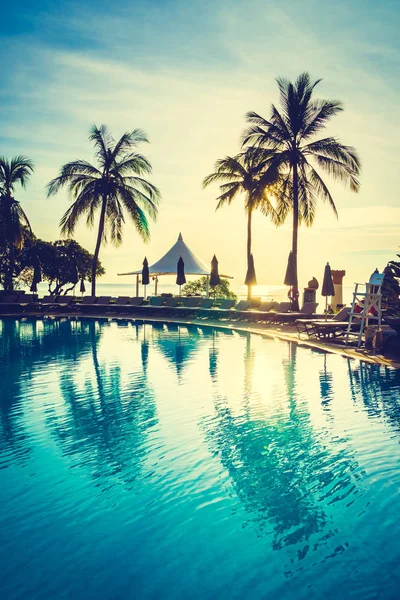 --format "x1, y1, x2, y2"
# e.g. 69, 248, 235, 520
244, 73, 361, 308
203, 147, 281, 300
0, 155, 34, 290
47, 125, 161, 296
